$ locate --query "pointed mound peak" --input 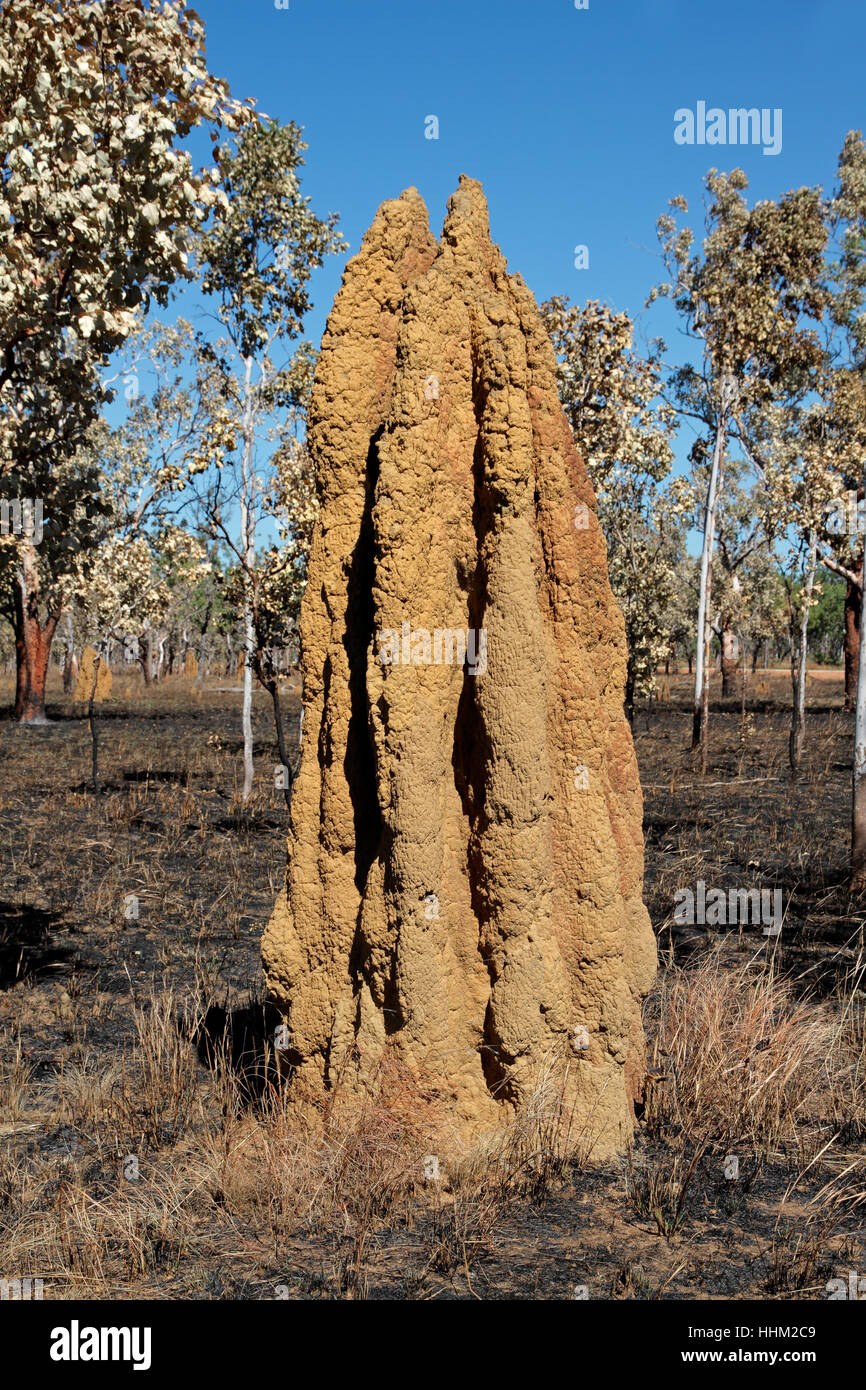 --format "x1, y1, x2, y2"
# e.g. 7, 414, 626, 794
441, 174, 491, 248
348, 185, 435, 275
